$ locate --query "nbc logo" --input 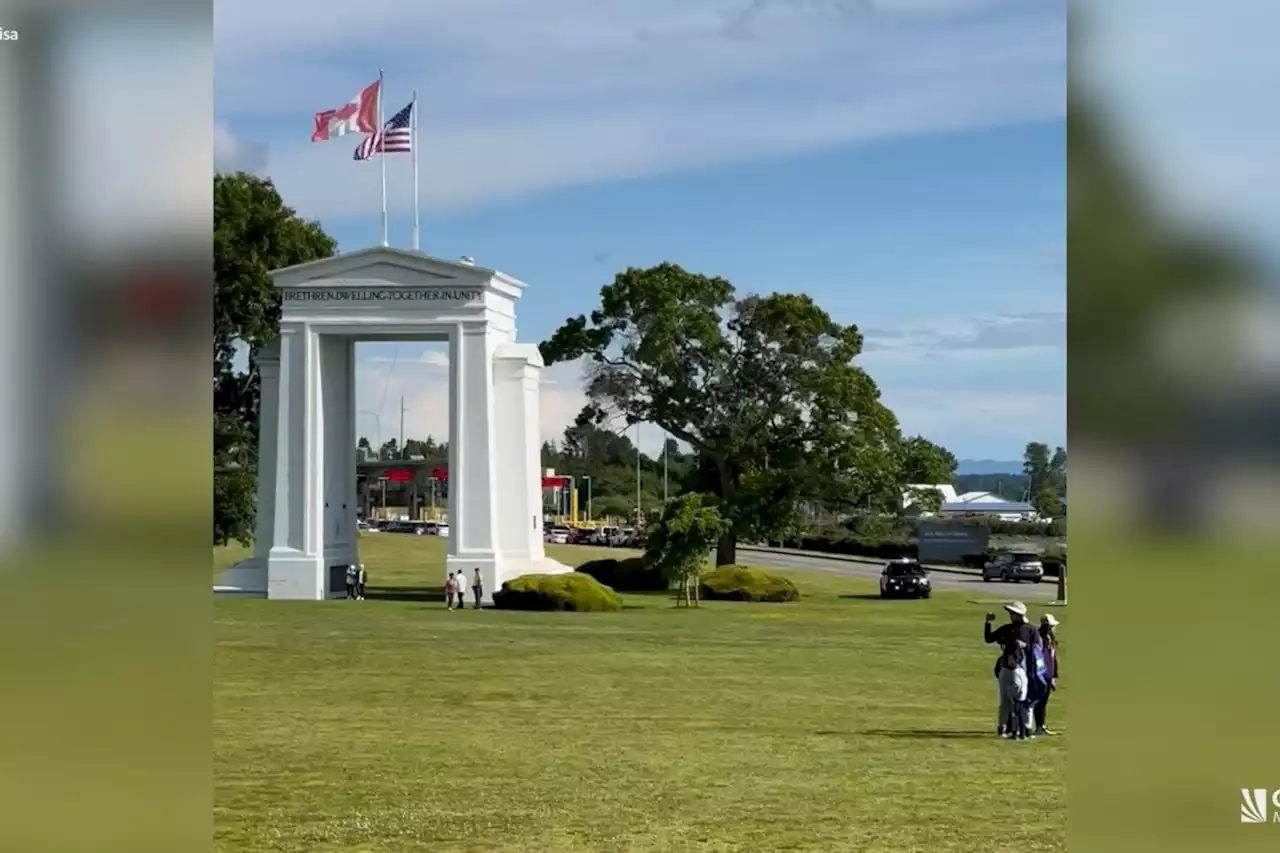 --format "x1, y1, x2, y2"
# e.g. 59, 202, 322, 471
1241, 789, 1280, 823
